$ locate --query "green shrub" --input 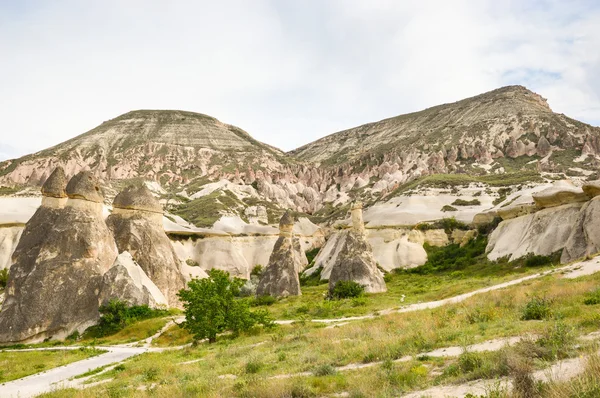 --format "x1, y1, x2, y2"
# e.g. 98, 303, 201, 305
330, 281, 364, 299
0, 268, 8, 289
441, 205, 458, 212
521, 296, 552, 320
524, 254, 555, 267
250, 265, 263, 277
305, 248, 321, 266
313, 364, 337, 376
245, 358, 263, 374
416, 217, 469, 233
584, 288, 600, 305
86, 300, 170, 337
253, 294, 276, 306
410, 235, 488, 274
452, 199, 481, 206
178, 269, 274, 343
537, 320, 576, 360
300, 267, 327, 287
476, 216, 502, 235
